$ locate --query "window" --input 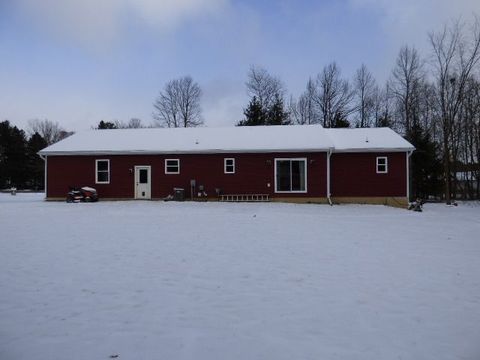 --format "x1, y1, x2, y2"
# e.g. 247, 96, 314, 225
275, 158, 307, 193
139, 169, 148, 183
224, 158, 235, 174
95, 159, 110, 184
165, 159, 180, 174
376, 157, 388, 173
